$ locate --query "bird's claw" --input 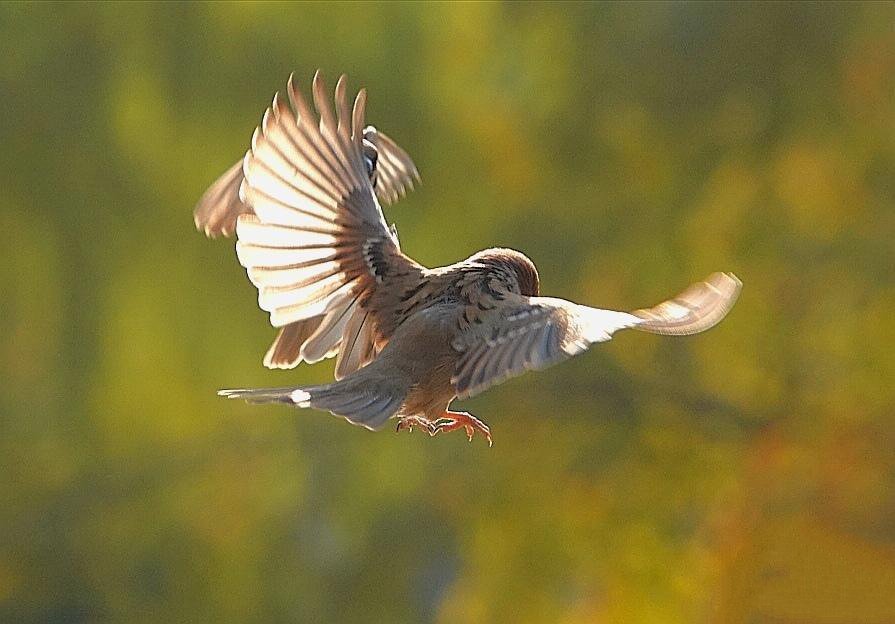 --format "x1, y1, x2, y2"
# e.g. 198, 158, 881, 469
396, 415, 436, 436
433, 411, 493, 446
396, 411, 492, 446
